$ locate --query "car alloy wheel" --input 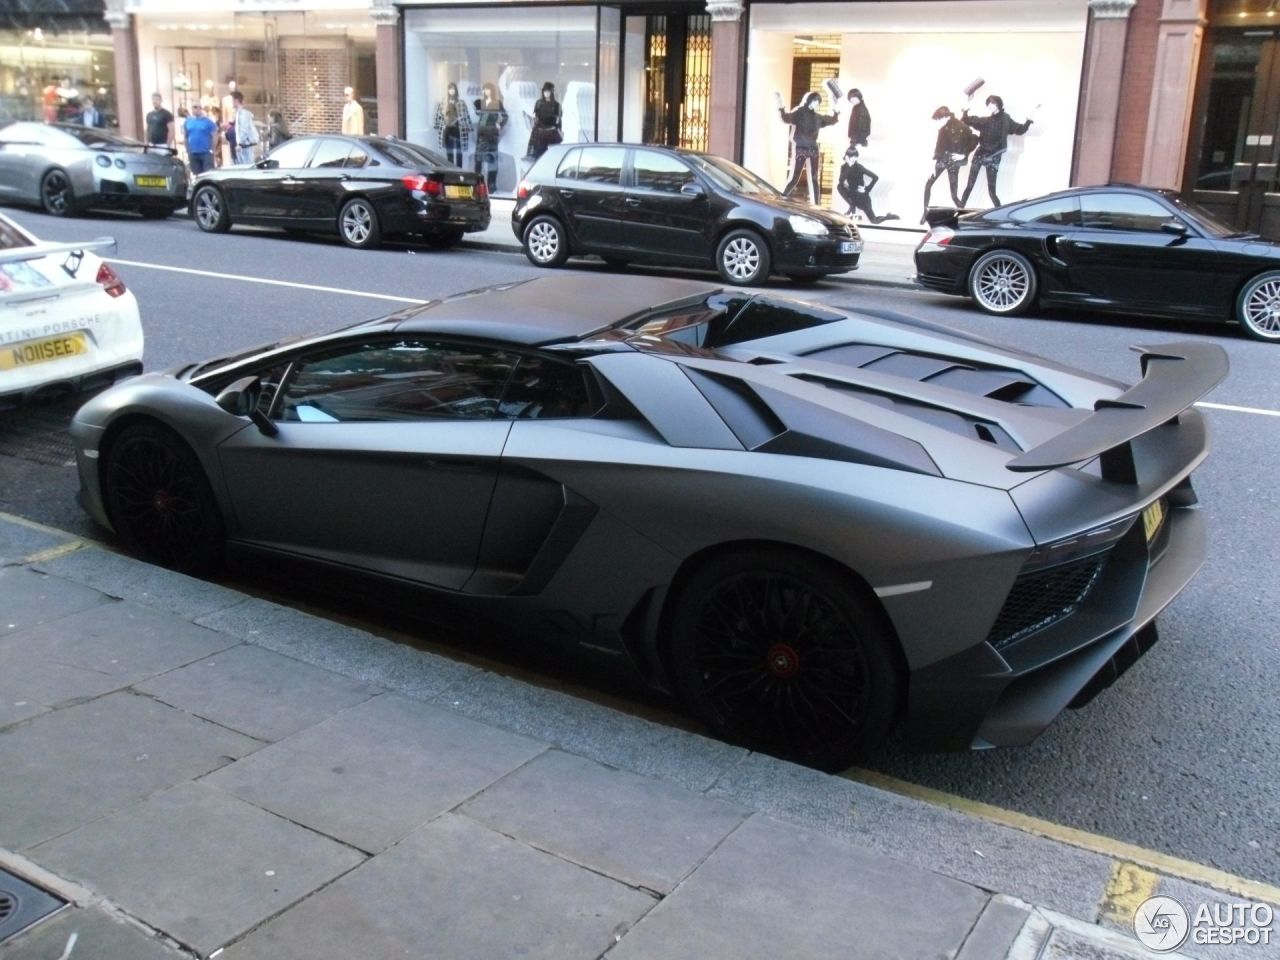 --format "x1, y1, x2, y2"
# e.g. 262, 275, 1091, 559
103, 422, 225, 572
523, 216, 567, 267
339, 198, 381, 249
192, 186, 229, 232
40, 170, 74, 217
716, 229, 771, 286
969, 250, 1037, 316
1237, 270, 1280, 342
670, 549, 899, 771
